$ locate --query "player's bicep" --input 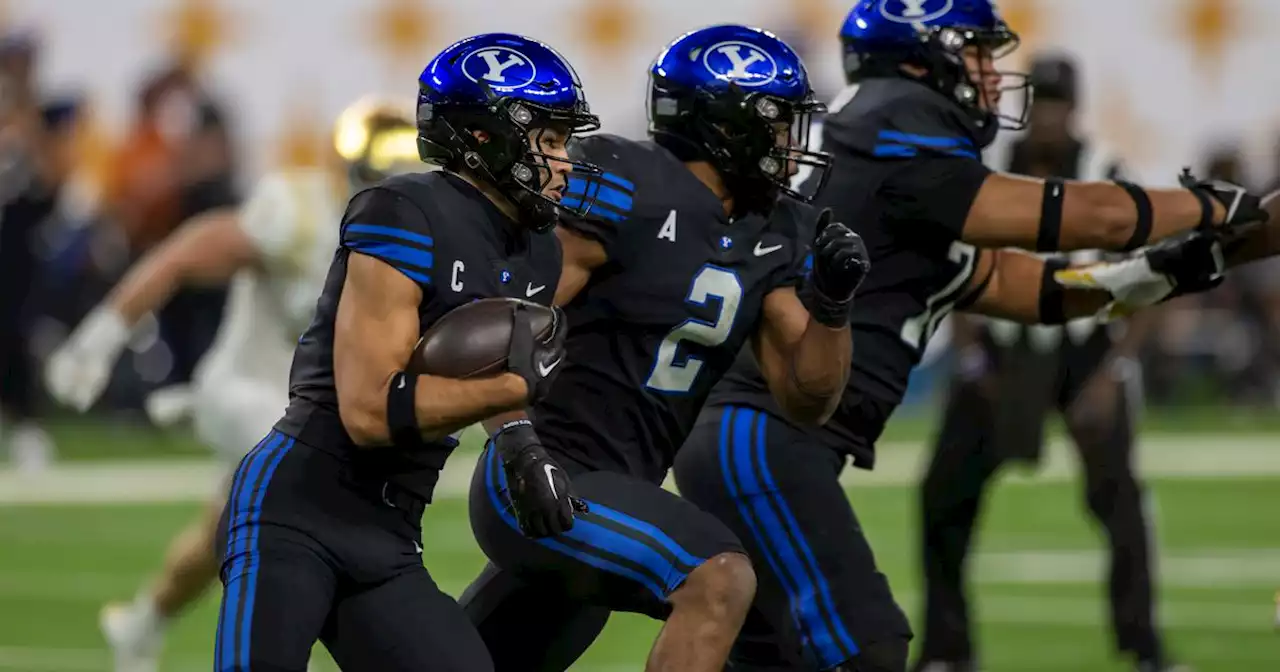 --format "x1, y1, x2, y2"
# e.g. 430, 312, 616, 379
333, 252, 424, 442
553, 226, 607, 305
960, 172, 1053, 248
340, 188, 436, 288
